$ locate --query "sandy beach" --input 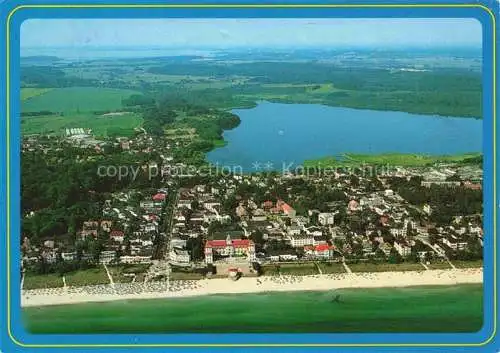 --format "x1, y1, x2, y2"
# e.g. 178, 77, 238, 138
21, 268, 482, 307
